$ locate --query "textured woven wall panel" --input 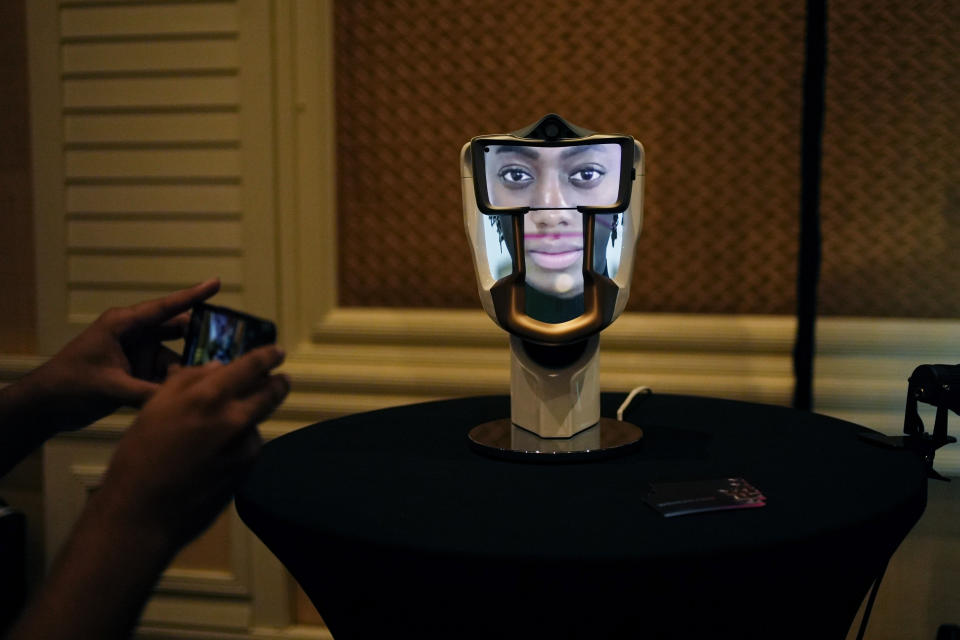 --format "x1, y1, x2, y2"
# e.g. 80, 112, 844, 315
335, 1, 805, 313
820, 1, 960, 317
